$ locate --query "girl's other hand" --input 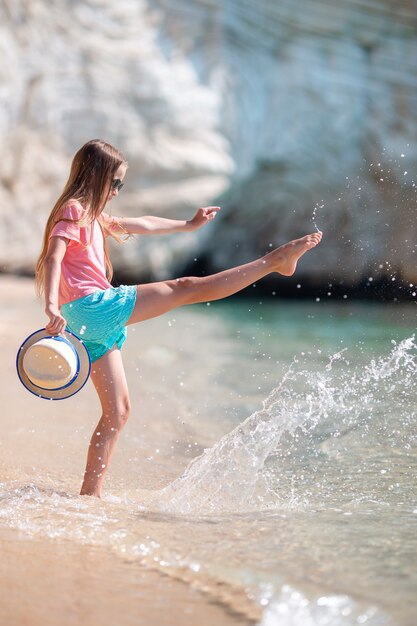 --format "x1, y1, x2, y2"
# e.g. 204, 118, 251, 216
188, 206, 220, 231
45, 304, 67, 335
